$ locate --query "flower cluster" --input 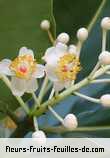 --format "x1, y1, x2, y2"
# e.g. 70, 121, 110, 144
0, 31, 83, 96
1, 17, 110, 142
